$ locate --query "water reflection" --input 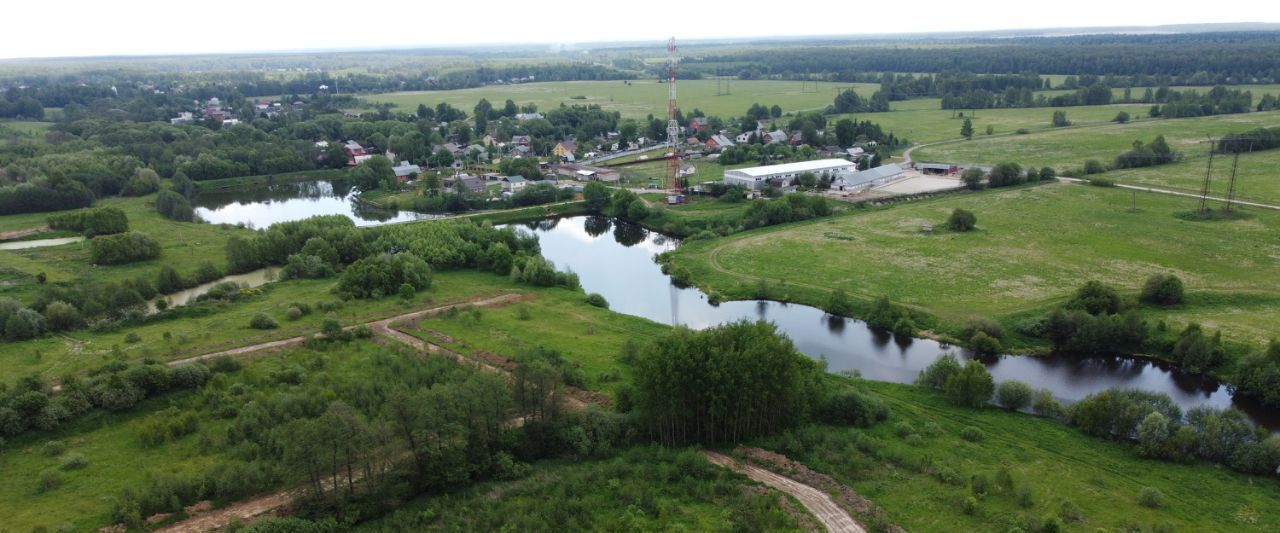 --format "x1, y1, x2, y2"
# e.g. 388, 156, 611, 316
518, 216, 1279, 430
193, 180, 441, 229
